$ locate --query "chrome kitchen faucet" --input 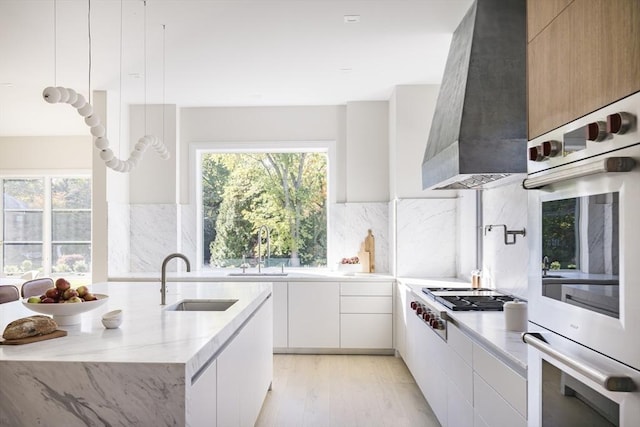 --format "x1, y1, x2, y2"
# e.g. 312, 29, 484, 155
160, 253, 191, 305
